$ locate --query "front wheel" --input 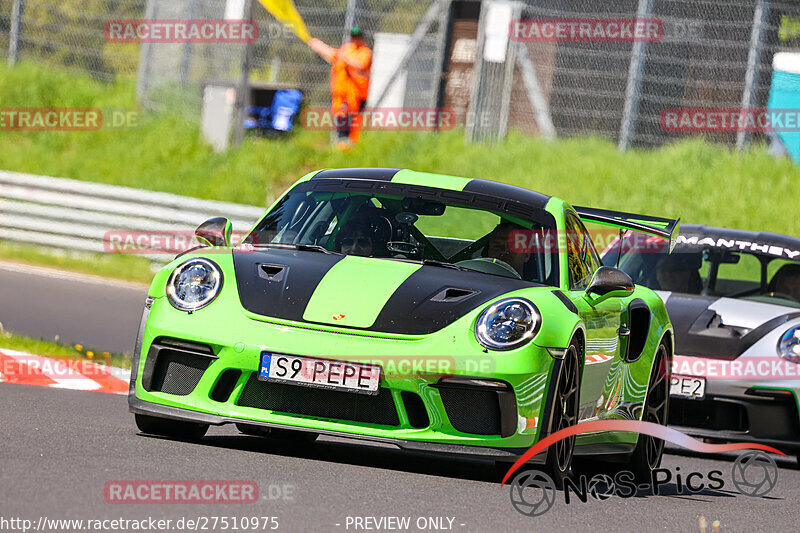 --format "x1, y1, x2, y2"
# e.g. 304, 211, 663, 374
542, 340, 581, 487
135, 413, 208, 441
